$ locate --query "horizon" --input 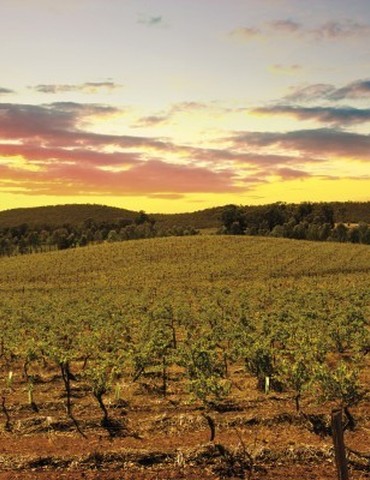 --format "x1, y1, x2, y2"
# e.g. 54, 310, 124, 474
1, 198, 369, 217
1, 0, 370, 213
